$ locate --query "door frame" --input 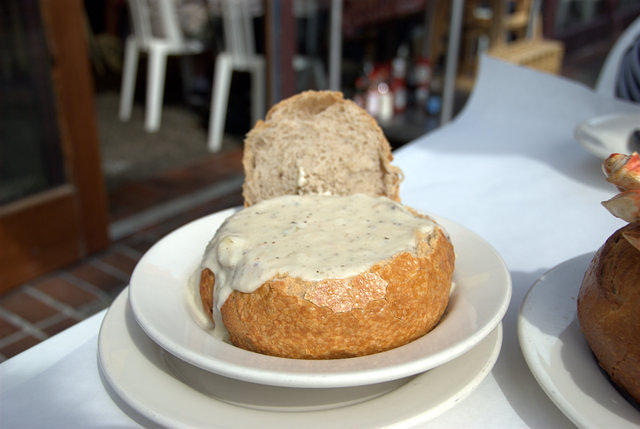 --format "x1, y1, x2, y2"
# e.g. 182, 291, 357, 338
0, 0, 109, 291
